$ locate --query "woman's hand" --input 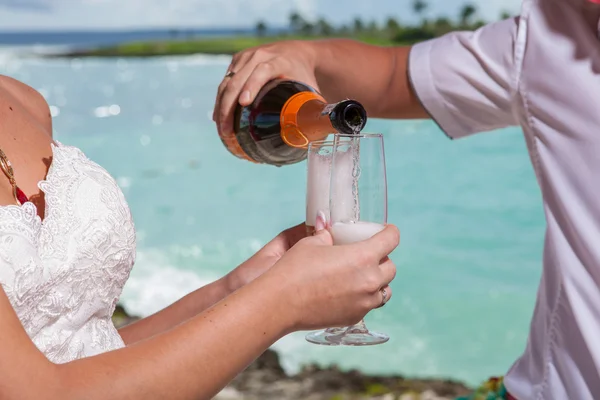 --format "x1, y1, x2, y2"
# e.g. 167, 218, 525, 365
120, 223, 307, 345
224, 222, 307, 292
0, 222, 399, 400
266, 223, 400, 331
